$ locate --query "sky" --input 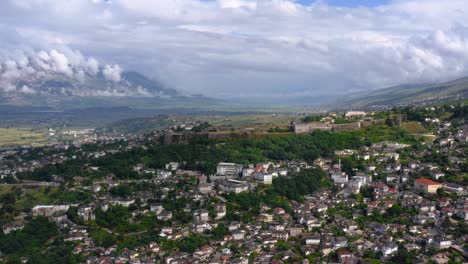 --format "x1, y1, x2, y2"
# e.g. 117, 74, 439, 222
0, 0, 468, 98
